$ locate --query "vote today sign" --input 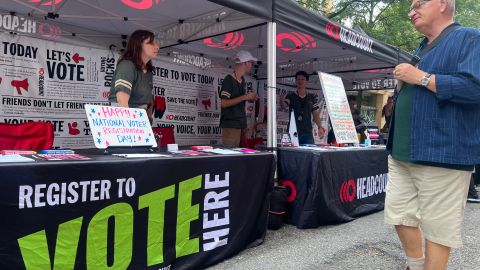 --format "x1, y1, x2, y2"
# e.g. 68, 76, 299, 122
85, 104, 157, 149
